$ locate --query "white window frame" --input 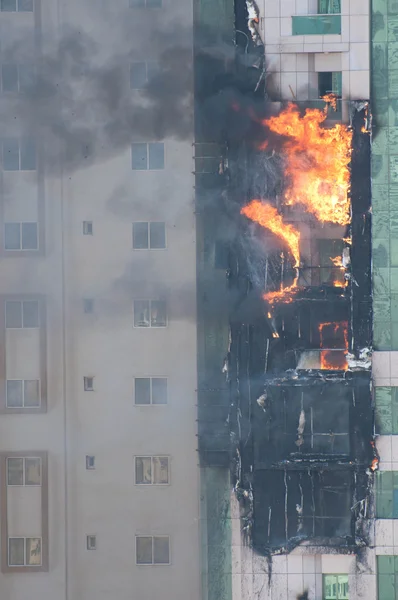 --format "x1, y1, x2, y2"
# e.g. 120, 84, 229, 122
6, 379, 41, 408
133, 299, 168, 328
4, 222, 39, 251
132, 221, 167, 250
84, 376, 94, 391
5, 299, 40, 329
135, 456, 170, 485
131, 142, 165, 171
7, 456, 42, 486
8, 537, 42, 567
86, 535, 97, 550
134, 377, 168, 406
135, 535, 170, 566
